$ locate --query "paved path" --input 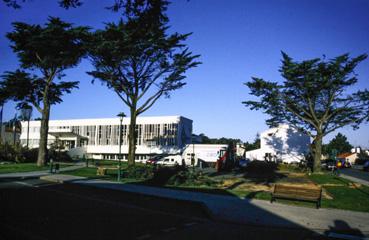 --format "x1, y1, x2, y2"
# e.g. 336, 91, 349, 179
340, 168, 369, 186
1, 178, 323, 240
57, 177, 369, 236
0, 163, 84, 179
